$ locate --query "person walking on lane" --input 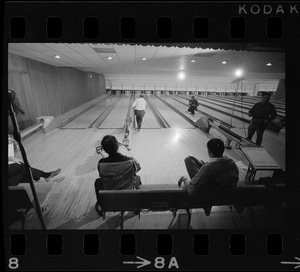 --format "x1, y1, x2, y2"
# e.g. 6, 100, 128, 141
132, 93, 147, 130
